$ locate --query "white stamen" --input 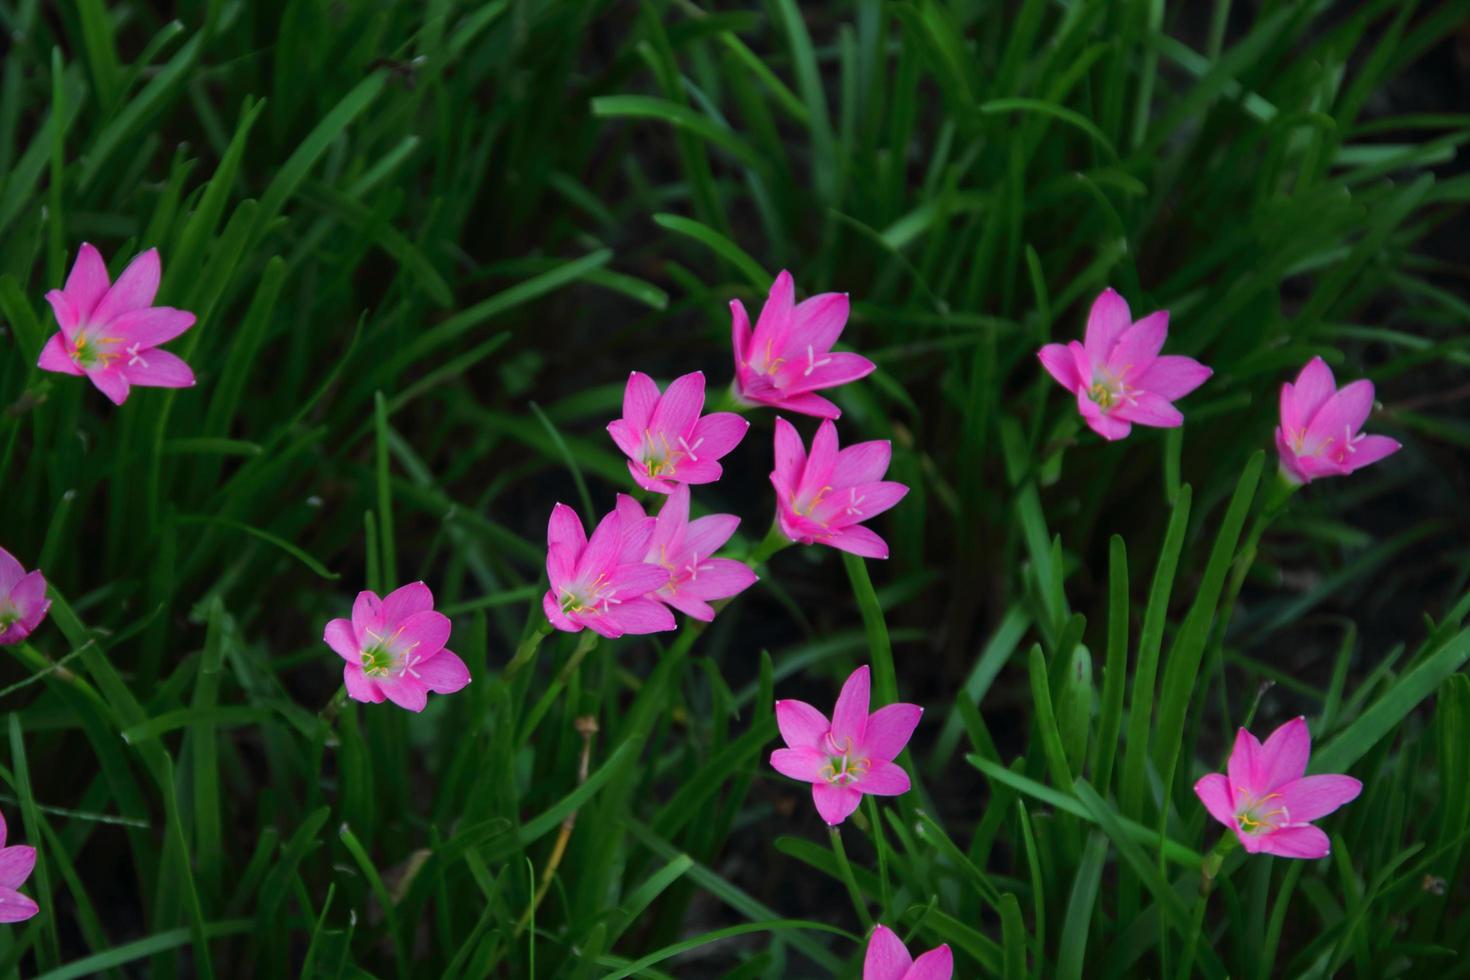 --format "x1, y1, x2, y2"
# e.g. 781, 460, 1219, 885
678, 435, 704, 462
126, 343, 148, 367
845, 487, 866, 517
803, 344, 832, 377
